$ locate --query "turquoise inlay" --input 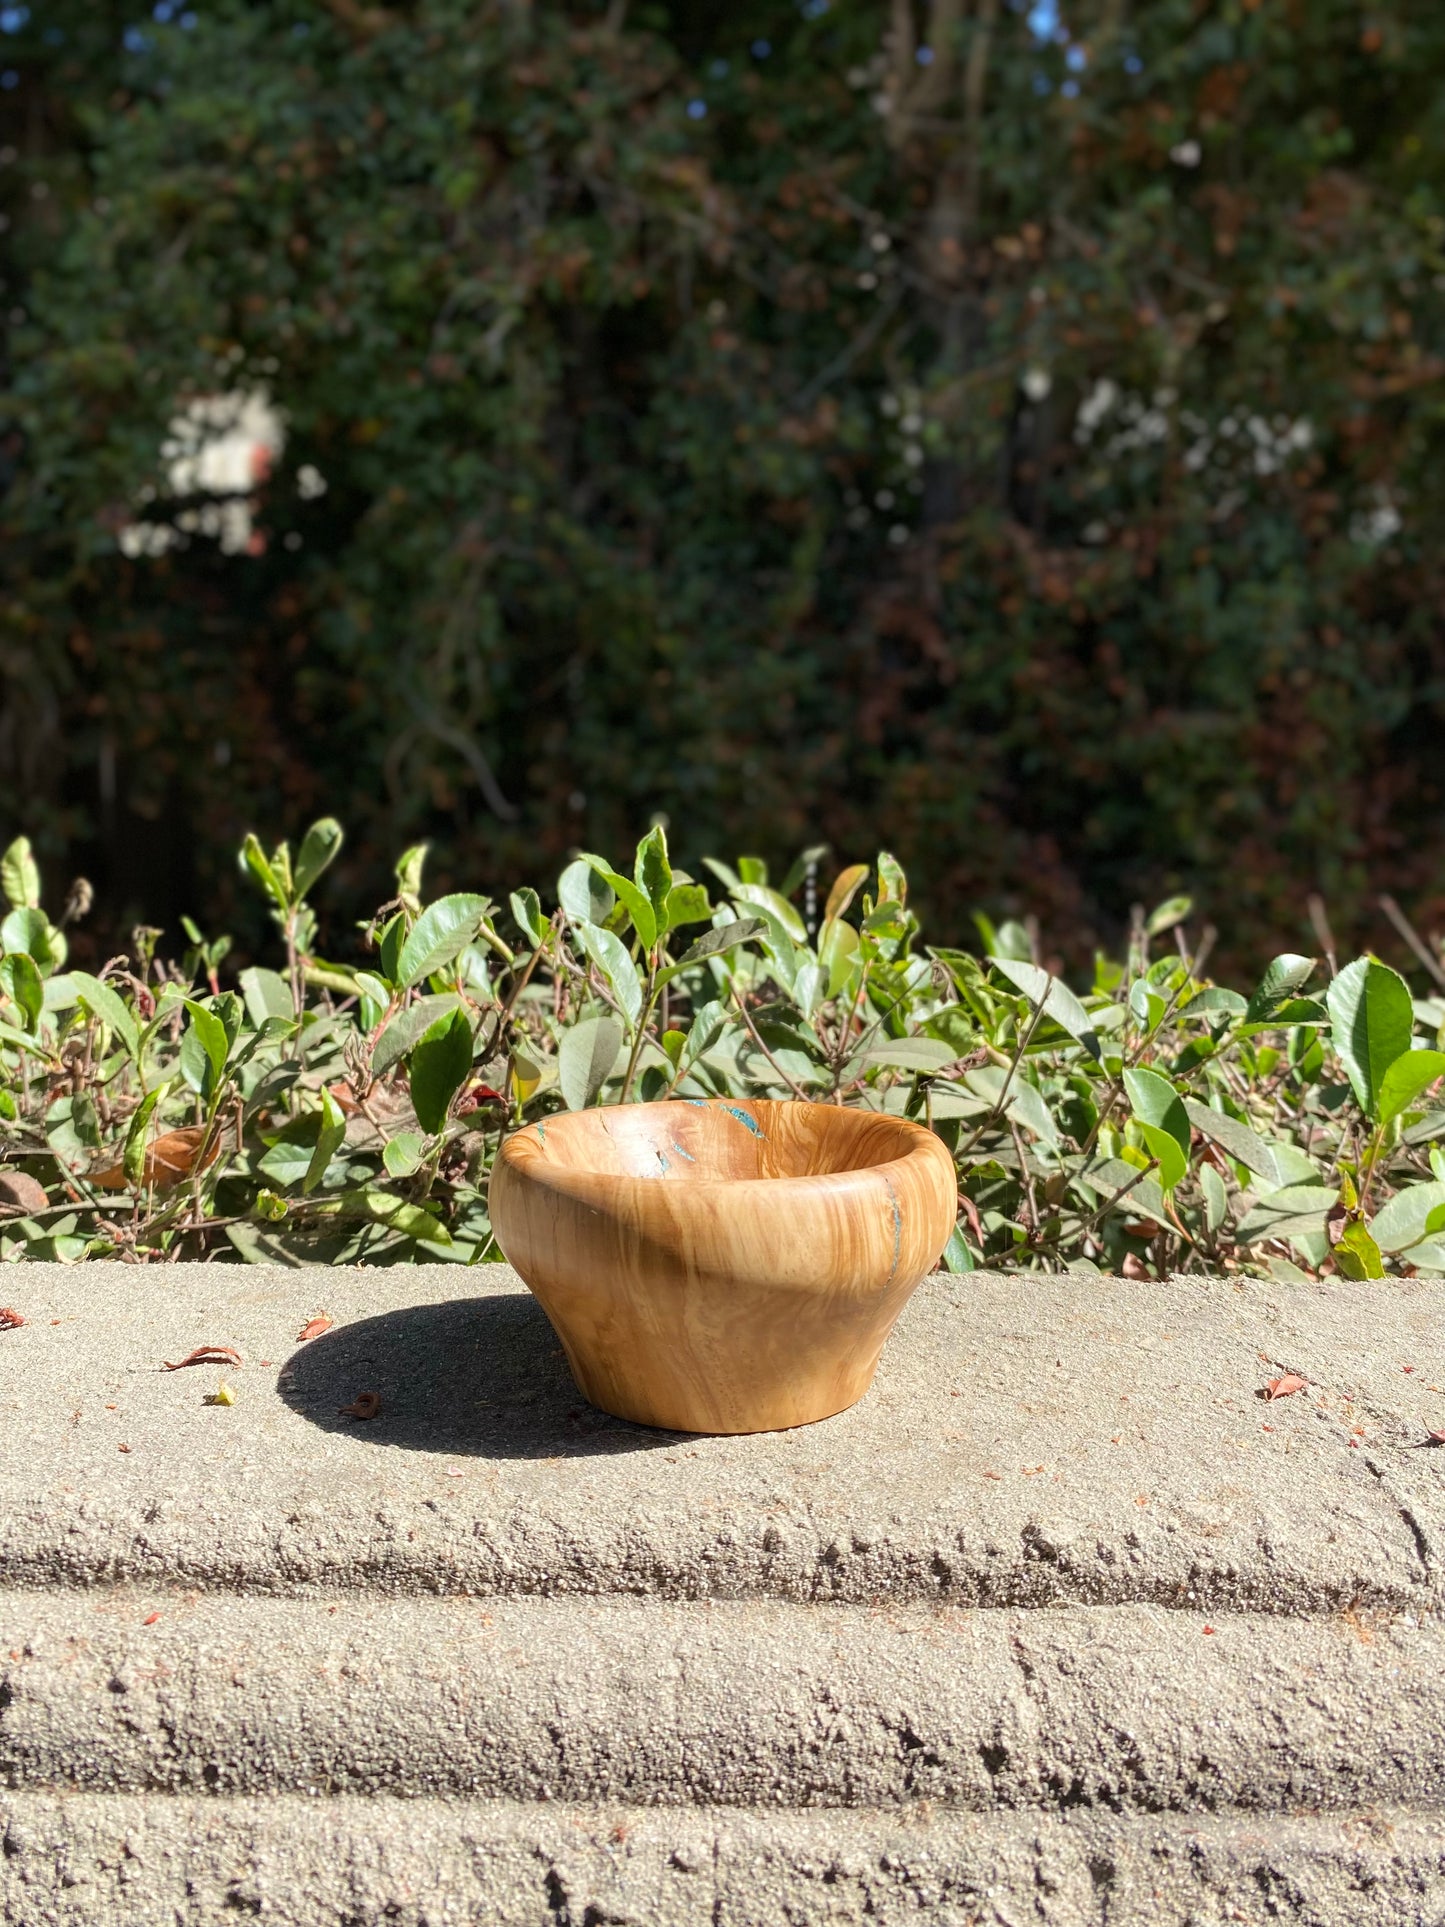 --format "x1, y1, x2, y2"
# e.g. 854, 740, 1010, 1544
721, 1104, 765, 1139
671, 1140, 696, 1162
883, 1174, 902, 1282
535, 1120, 546, 1144
684, 1098, 708, 1108
655, 1148, 671, 1174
